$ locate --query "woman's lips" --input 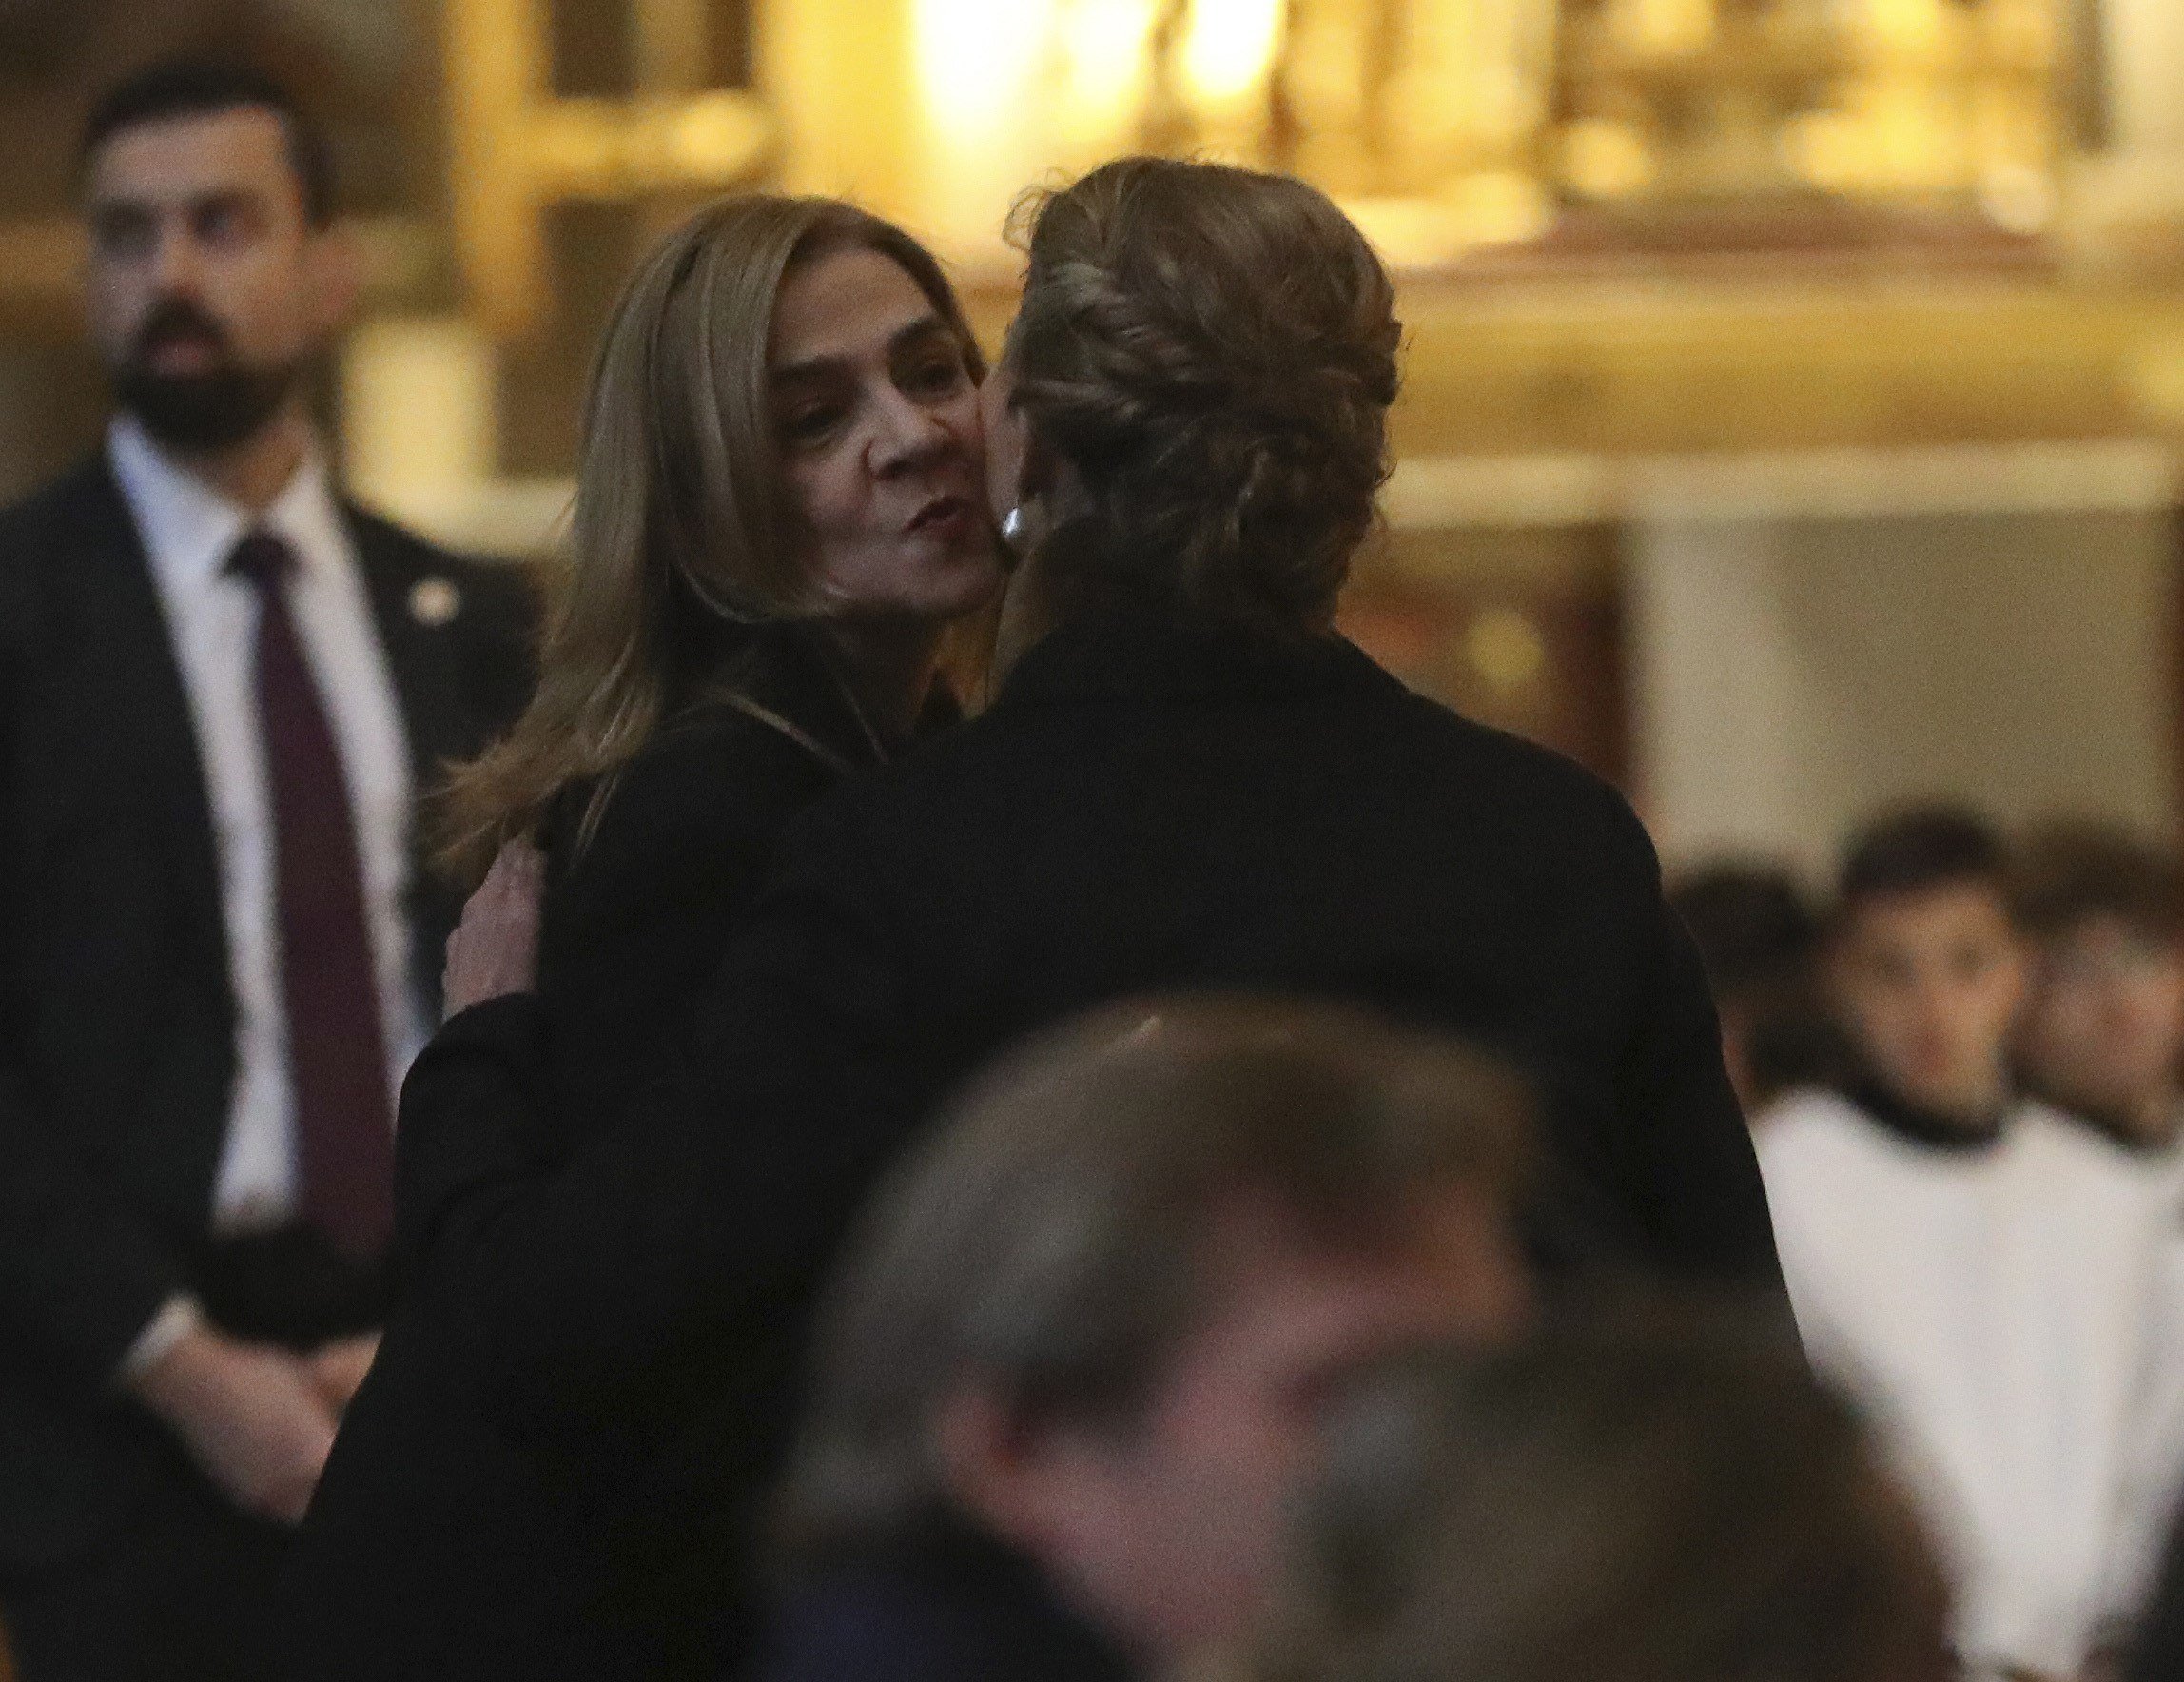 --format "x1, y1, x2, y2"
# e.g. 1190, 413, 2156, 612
907, 496, 978, 542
